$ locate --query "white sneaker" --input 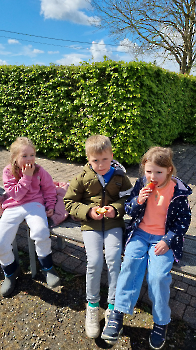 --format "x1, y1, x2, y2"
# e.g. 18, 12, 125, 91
85, 304, 100, 338
105, 308, 112, 327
